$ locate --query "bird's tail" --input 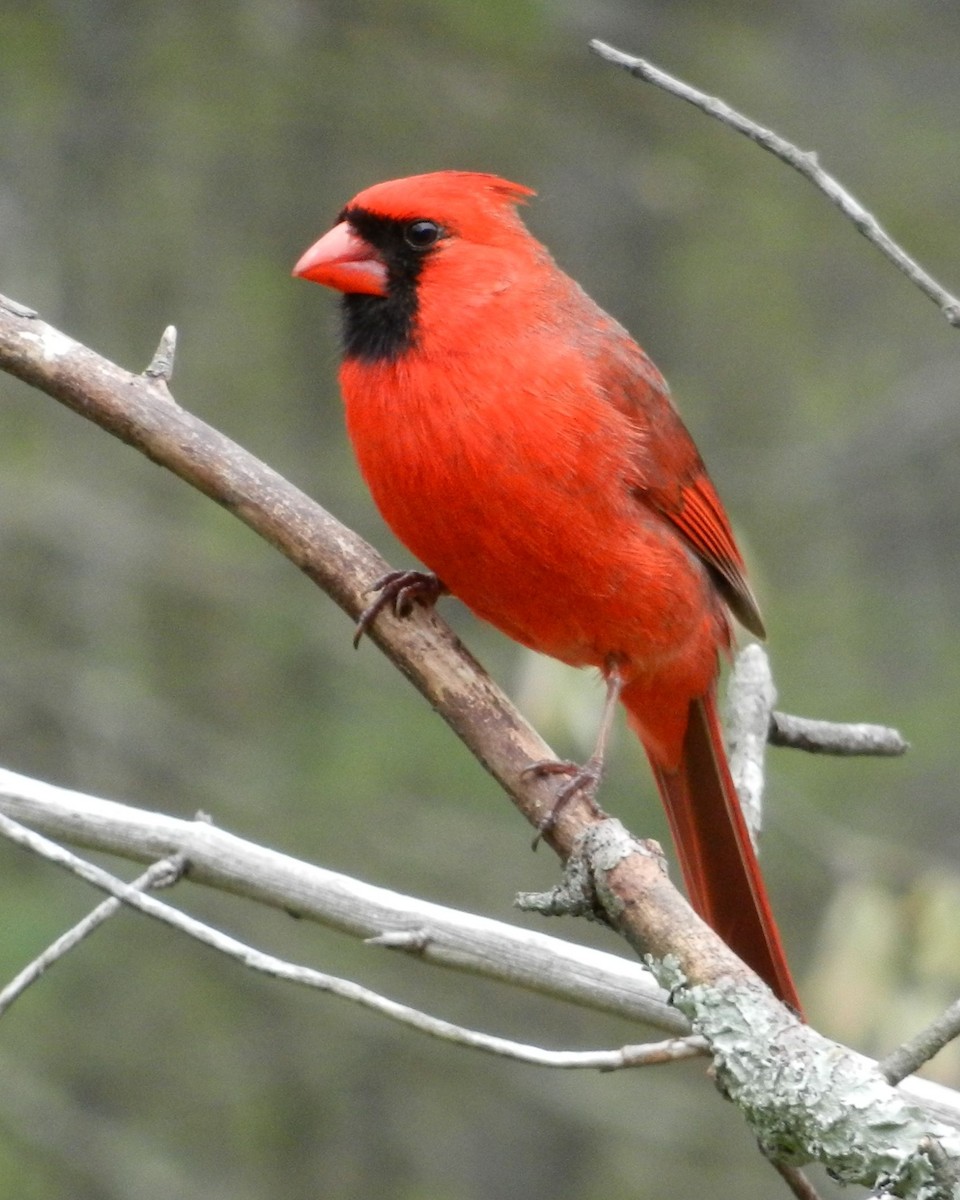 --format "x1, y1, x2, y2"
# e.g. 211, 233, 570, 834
637, 689, 801, 1013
